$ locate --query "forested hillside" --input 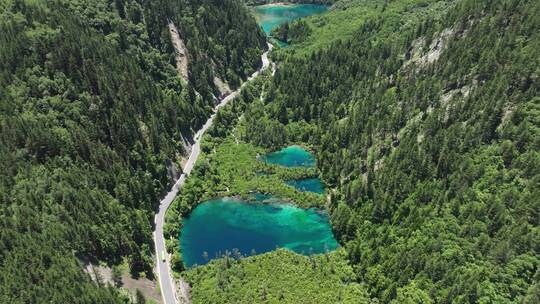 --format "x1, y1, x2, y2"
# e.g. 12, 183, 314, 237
146, 0, 267, 98
239, 0, 539, 302
0, 0, 264, 302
